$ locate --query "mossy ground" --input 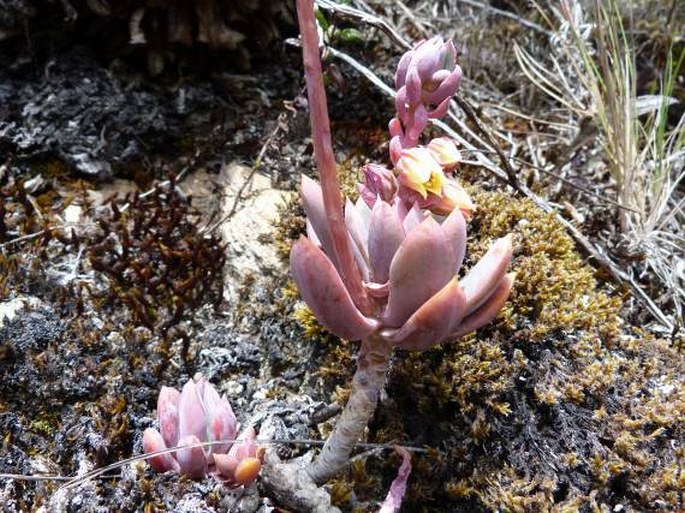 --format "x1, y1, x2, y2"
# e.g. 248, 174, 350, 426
280, 185, 684, 512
